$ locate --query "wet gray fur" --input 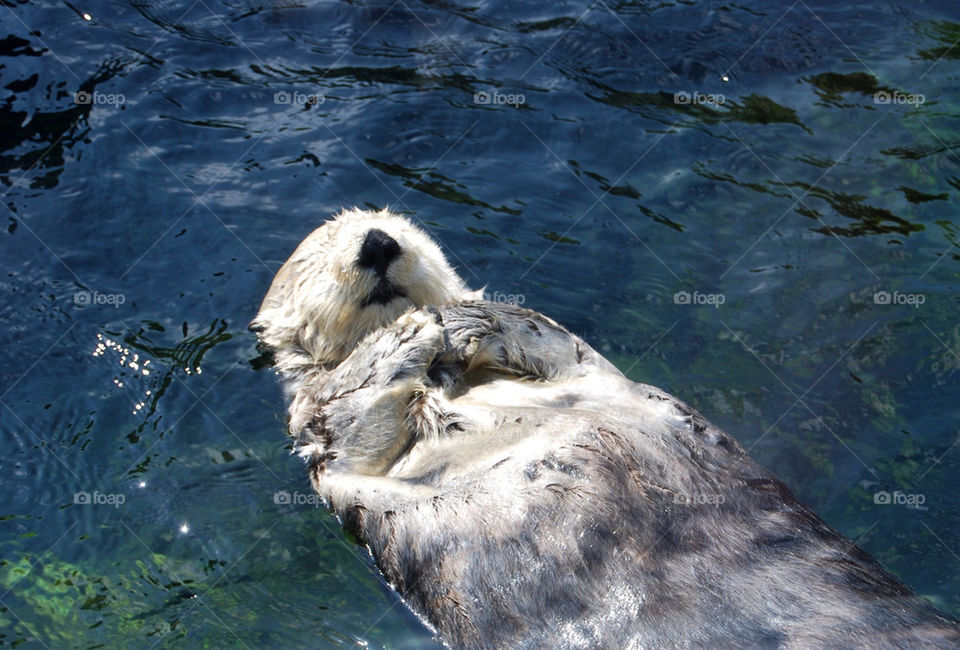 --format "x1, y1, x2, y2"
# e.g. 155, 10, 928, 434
292, 302, 960, 649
